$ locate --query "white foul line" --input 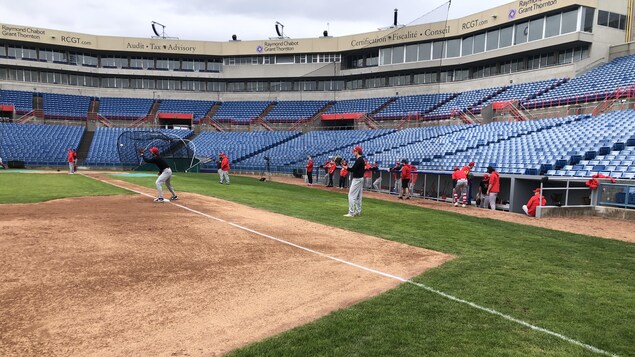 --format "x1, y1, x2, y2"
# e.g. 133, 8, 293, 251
91, 175, 618, 357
